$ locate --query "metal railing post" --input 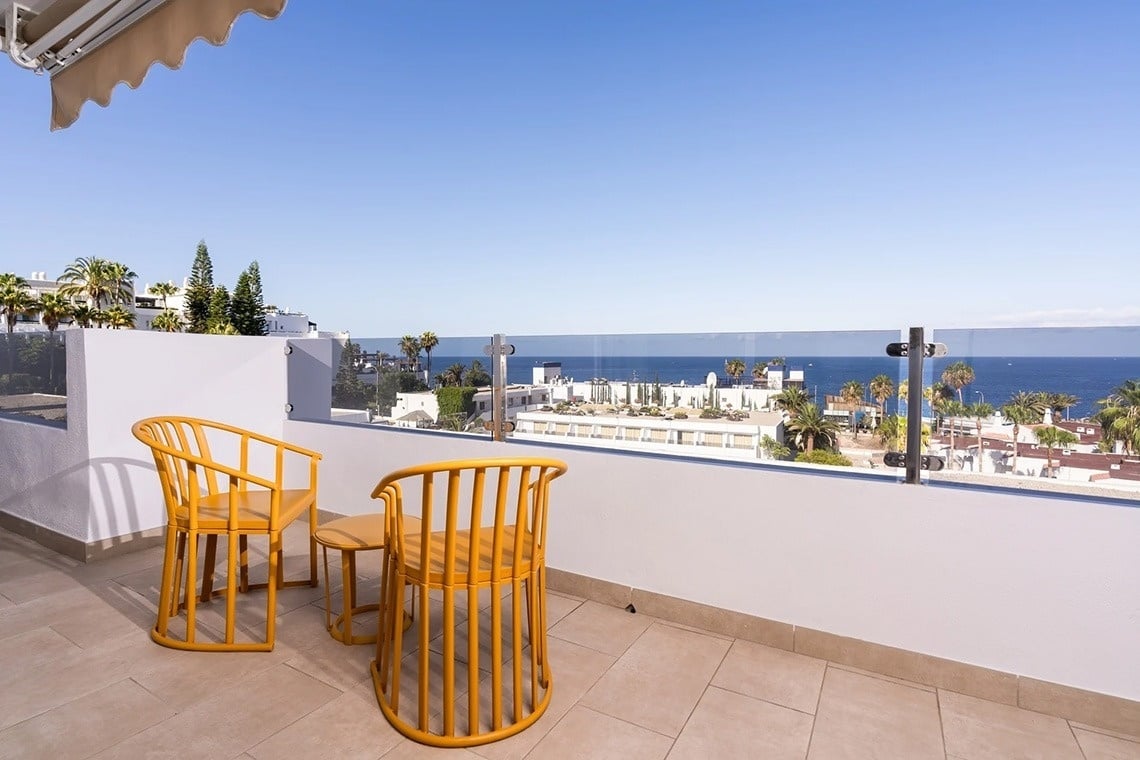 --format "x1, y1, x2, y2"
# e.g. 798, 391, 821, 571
485, 334, 514, 442
905, 326, 925, 484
